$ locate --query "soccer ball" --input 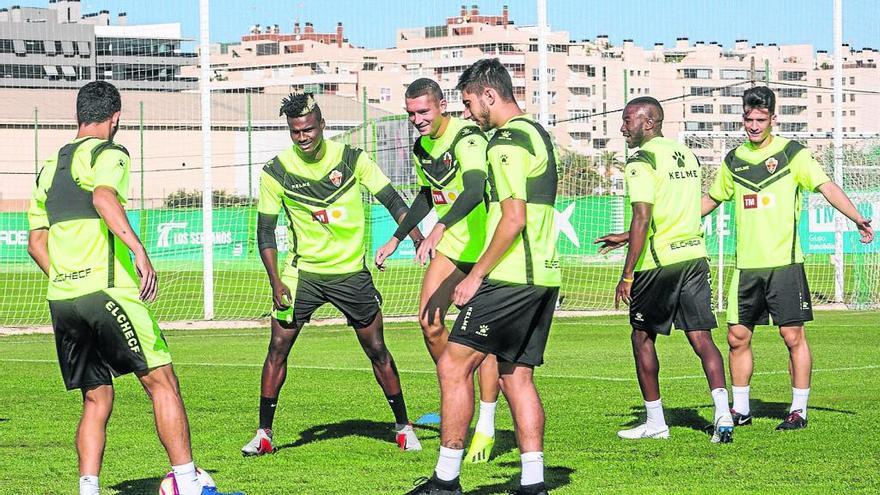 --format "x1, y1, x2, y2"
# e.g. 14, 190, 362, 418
158, 467, 216, 495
